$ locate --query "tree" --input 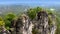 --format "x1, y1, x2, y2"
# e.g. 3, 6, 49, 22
4, 13, 16, 28
0, 16, 5, 26
0, 16, 5, 32
27, 7, 42, 20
